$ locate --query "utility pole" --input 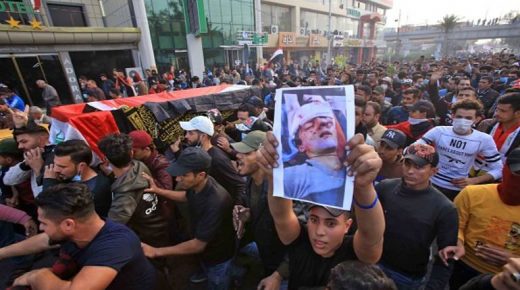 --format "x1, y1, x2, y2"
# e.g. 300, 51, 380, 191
395, 9, 401, 61
326, 0, 332, 67
254, 0, 263, 66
